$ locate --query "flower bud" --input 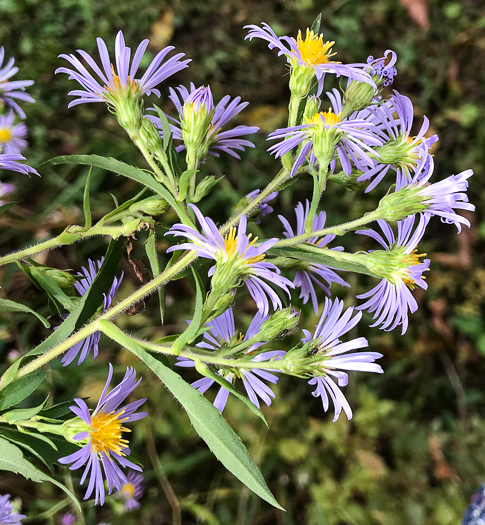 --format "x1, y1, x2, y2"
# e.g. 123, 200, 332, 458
341, 79, 376, 118
192, 175, 219, 203
44, 268, 77, 289
129, 197, 169, 217
303, 95, 321, 122
259, 307, 300, 341
139, 117, 164, 153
